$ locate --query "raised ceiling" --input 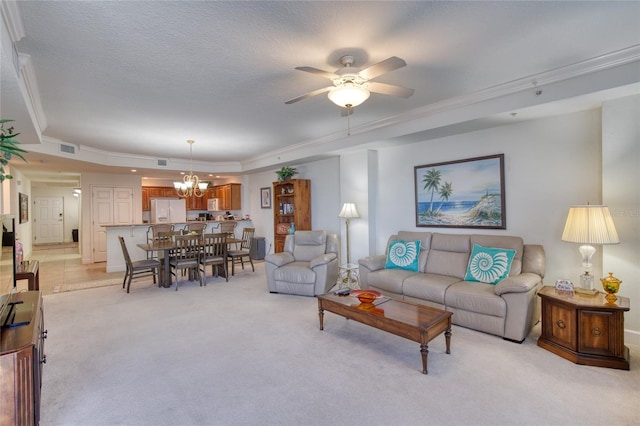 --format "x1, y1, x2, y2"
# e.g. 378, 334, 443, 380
1, 1, 639, 186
